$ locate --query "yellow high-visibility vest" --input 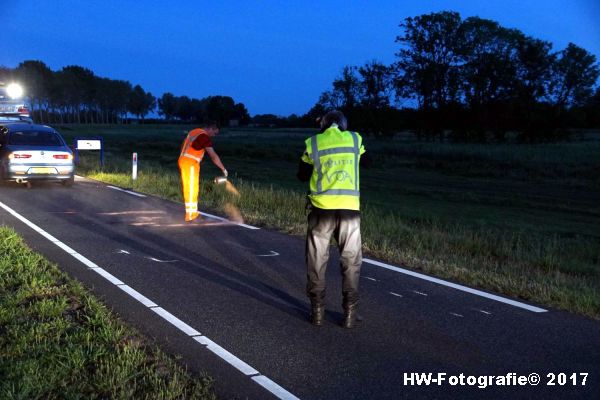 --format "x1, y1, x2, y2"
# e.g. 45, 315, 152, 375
302, 125, 365, 210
